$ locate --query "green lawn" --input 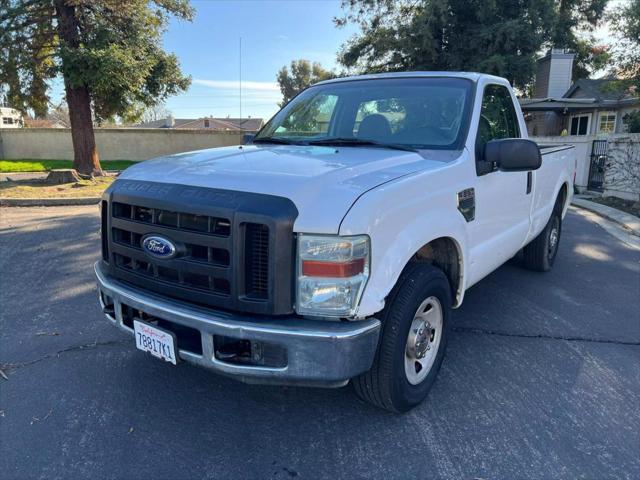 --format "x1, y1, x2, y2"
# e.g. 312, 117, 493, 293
0, 159, 137, 173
